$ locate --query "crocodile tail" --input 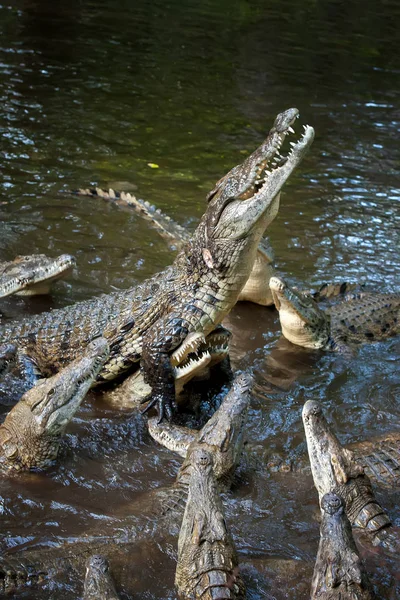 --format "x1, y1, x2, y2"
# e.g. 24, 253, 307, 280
74, 187, 189, 247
